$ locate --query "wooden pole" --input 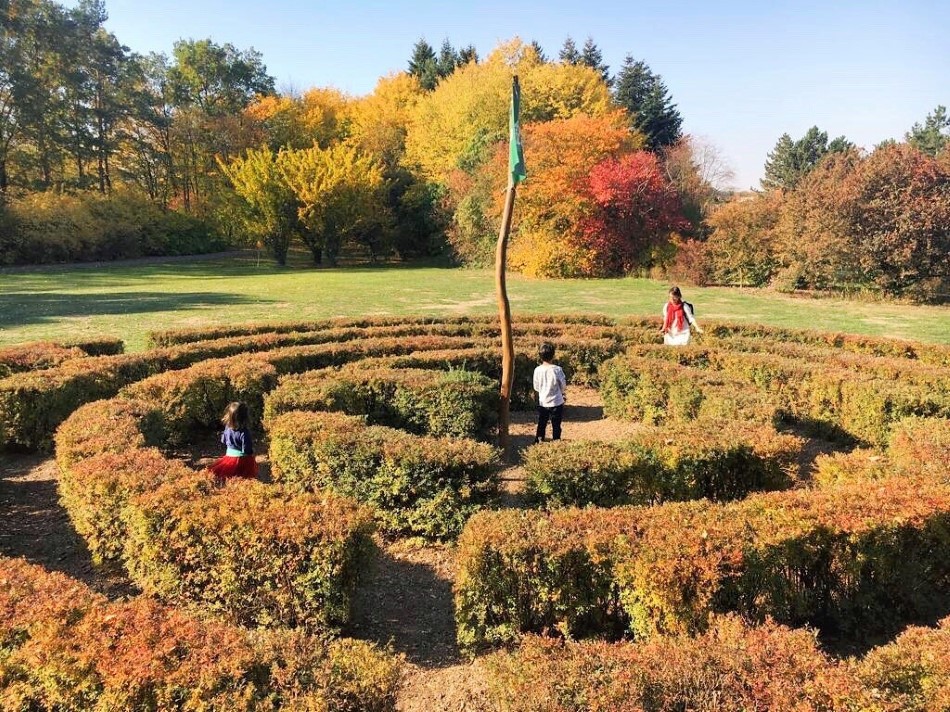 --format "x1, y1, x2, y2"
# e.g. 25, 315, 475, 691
496, 182, 517, 453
